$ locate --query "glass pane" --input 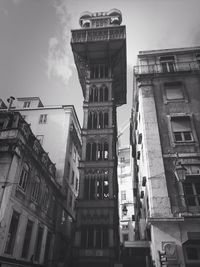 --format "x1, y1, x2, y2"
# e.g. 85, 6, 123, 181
184, 132, 193, 141
174, 132, 182, 141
